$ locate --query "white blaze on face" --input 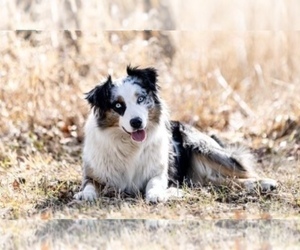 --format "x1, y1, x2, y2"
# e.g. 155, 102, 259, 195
113, 77, 150, 142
